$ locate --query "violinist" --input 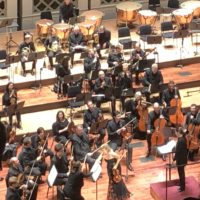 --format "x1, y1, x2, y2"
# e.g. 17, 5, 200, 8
71, 124, 97, 169
107, 44, 124, 68
0, 121, 6, 181
18, 137, 47, 180
51, 143, 68, 185
129, 42, 146, 84
52, 110, 70, 144
146, 102, 166, 158
162, 80, 181, 108
44, 28, 62, 69
184, 104, 200, 161
31, 127, 54, 159
83, 101, 106, 147
107, 111, 134, 171
94, 25, 111, 59
63, 161, 92, 200
84, 49, 101, 79
142, 63, 164, 103
2, 82, 22, 128
106, 158, 131, 200
116, 63, 132, 111
18, 32, 36, 77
